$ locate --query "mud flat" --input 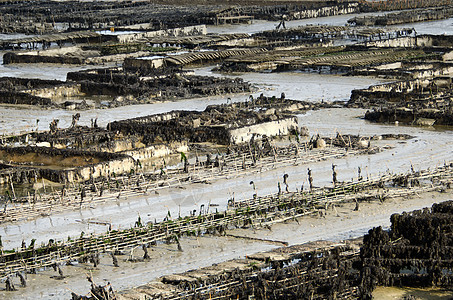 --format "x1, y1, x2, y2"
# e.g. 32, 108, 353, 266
3, 95, 327, 149
0, 162, 451, 293
83, 201, 452, 300
0, 96, 309, 186
0, 95, 353, 189
0, 0, 449, 38
0, 0, 361, 35
0, 1, 452, 299
0, 129, 394, 224
117, 240, 363, 300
